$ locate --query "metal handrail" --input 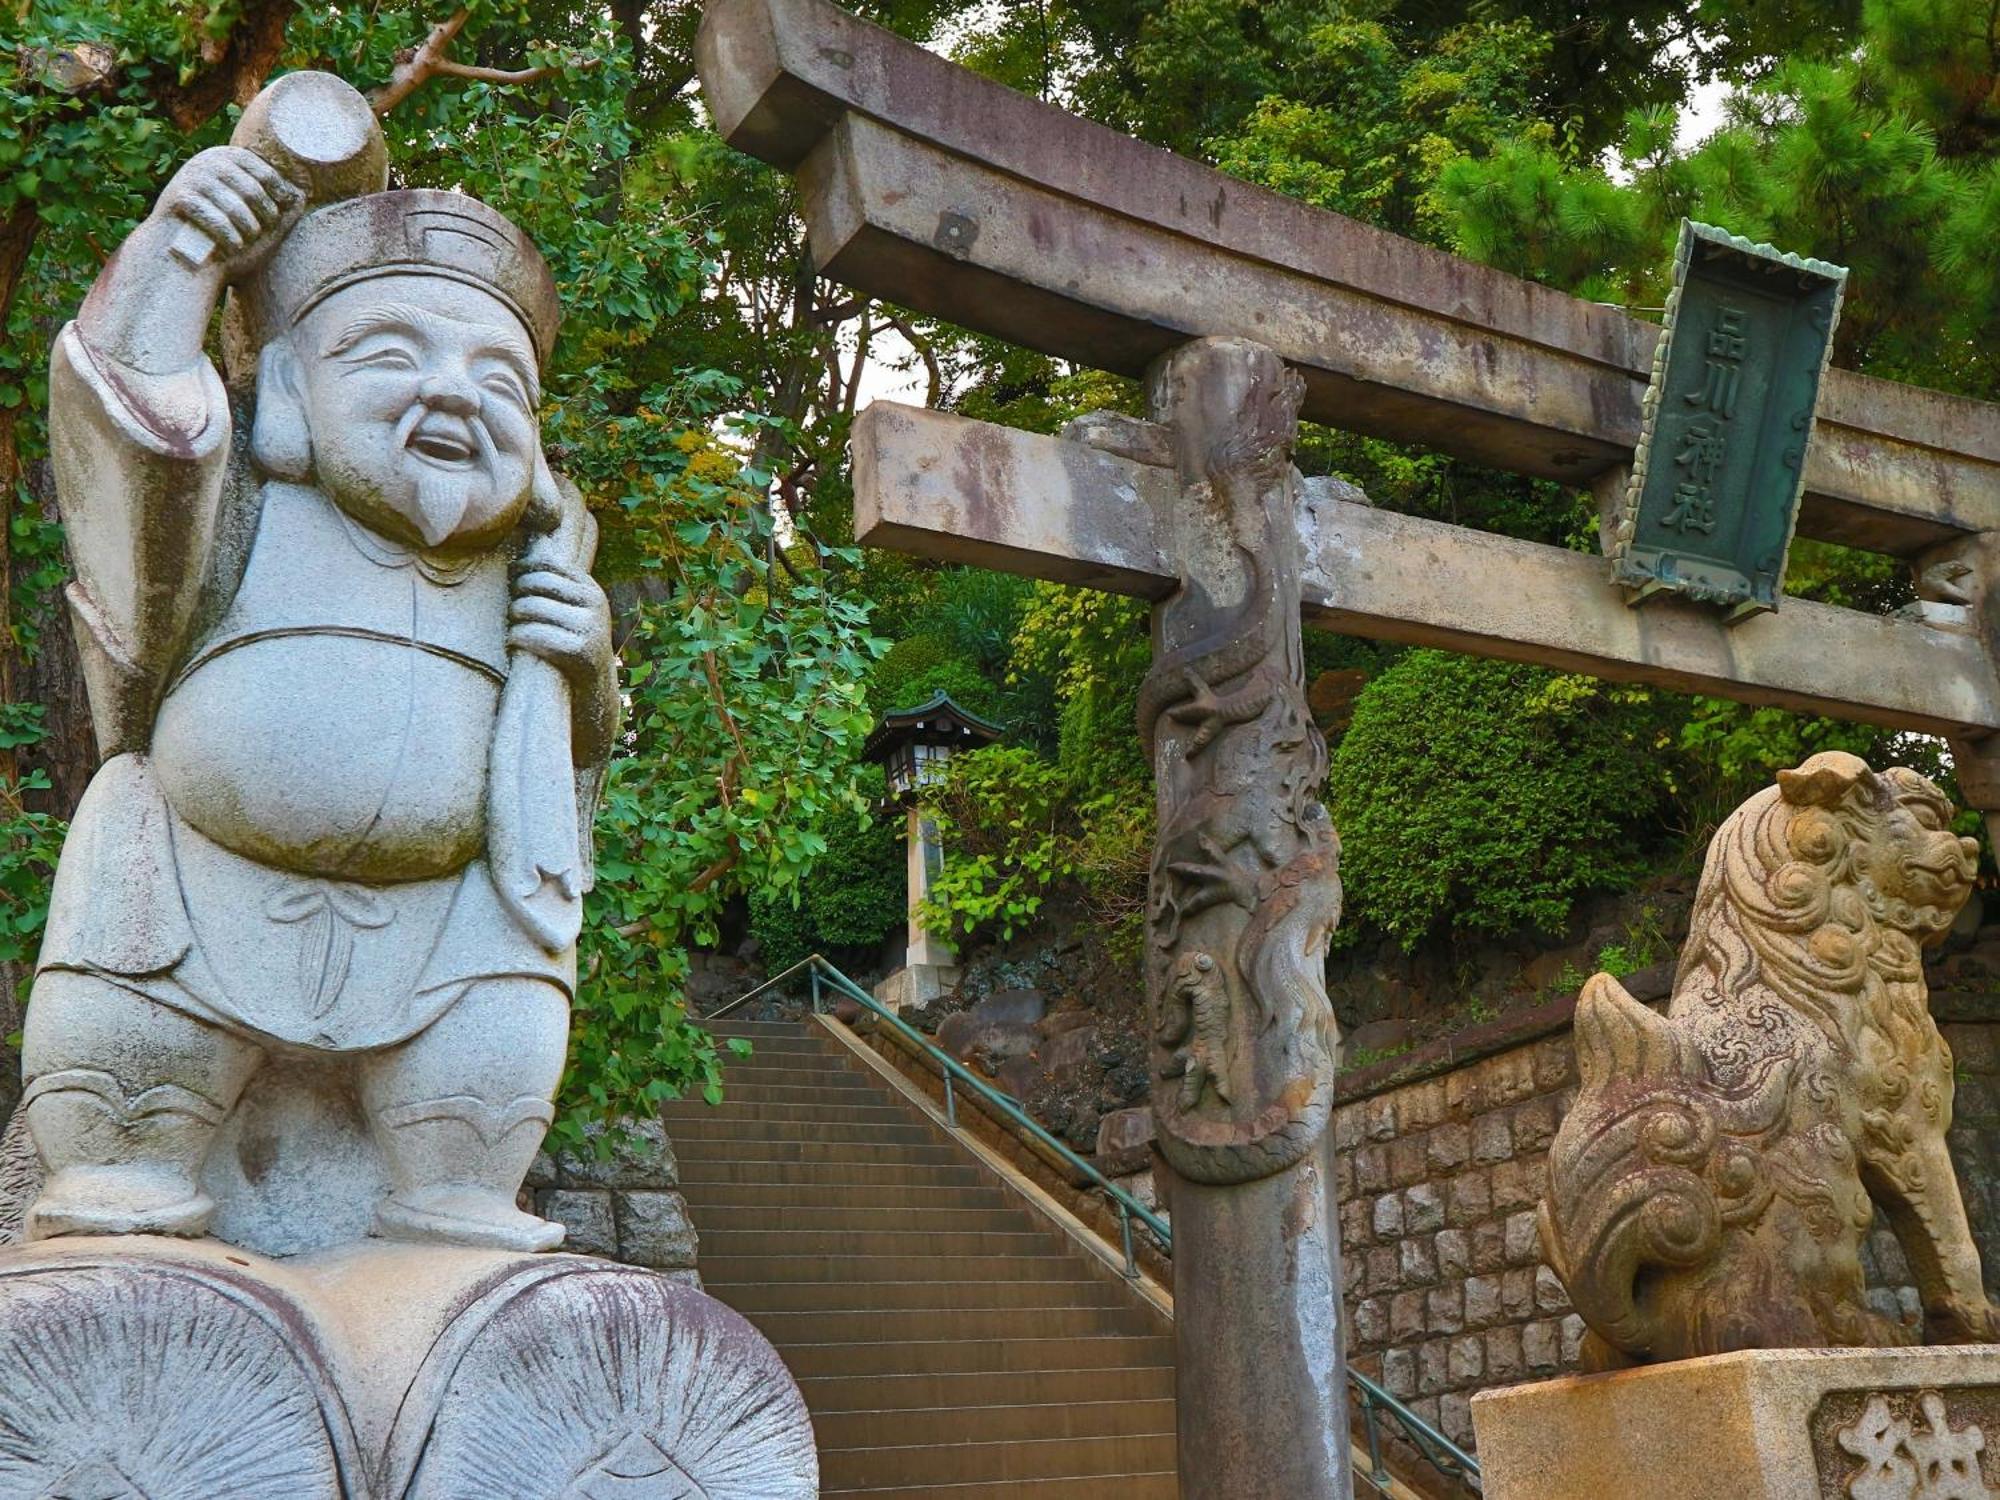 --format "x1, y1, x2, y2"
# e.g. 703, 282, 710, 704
703, 954, 827, 1022
1352, 1368, 1484, 1494
711, 953, 1481, 1494
802, 958, 1172, 1267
